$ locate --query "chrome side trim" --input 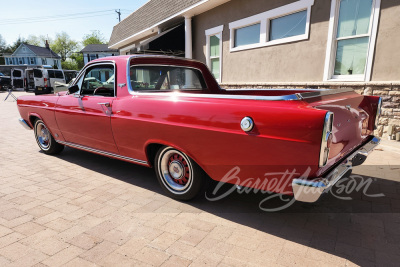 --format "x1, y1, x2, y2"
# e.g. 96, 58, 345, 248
292, 136, 381, 203
374, 97, 382, 129
129, 91, 300, 101
319, 112, 334, 167
223, 88, 331, 92
18, 118, 32, 130
56, 140, 148, 165
296, 88, 354, 99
